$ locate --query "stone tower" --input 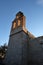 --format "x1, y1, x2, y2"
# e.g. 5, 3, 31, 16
4, 11, 29, 65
